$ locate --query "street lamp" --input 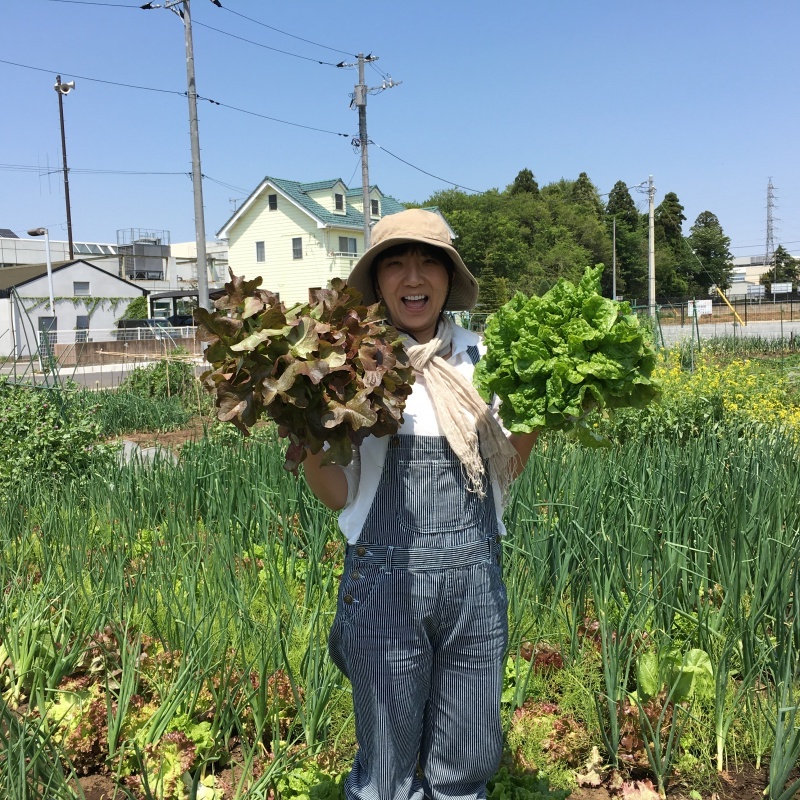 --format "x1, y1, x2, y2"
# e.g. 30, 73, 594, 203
54, 75, 76, 260
26, 227, 56, 315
